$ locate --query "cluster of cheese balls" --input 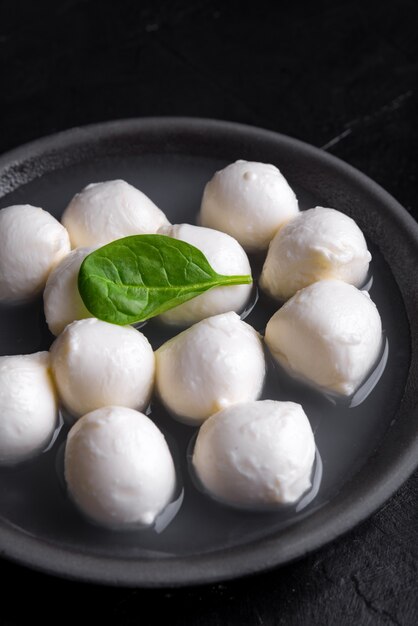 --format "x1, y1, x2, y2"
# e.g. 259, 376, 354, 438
0, 160, 382, 529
